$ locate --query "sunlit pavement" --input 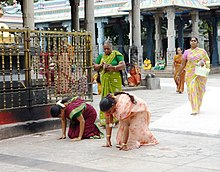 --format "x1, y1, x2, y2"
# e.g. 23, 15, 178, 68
0, 74, 220, 172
